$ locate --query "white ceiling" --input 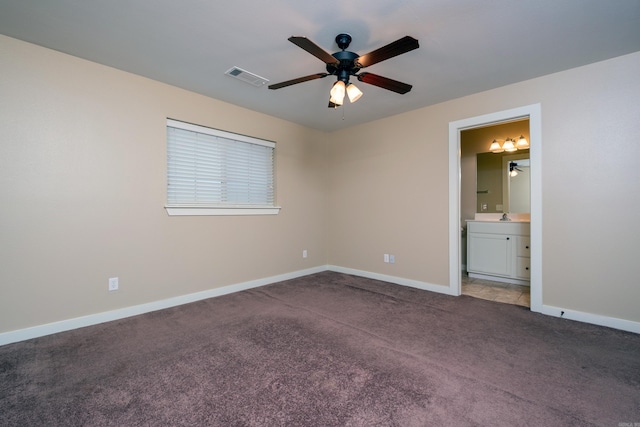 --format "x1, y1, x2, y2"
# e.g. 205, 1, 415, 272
1, 0, 639, 132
